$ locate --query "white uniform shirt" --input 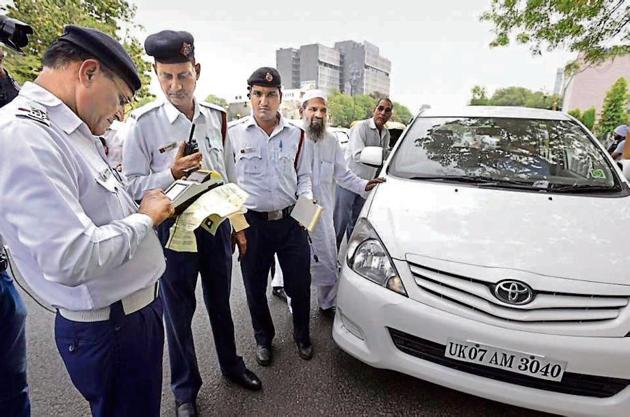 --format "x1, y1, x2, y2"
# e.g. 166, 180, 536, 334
0, 82, 164, 310
122, 98, 234, 200
229, 115, 313, 211
345, 117, 390, 180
